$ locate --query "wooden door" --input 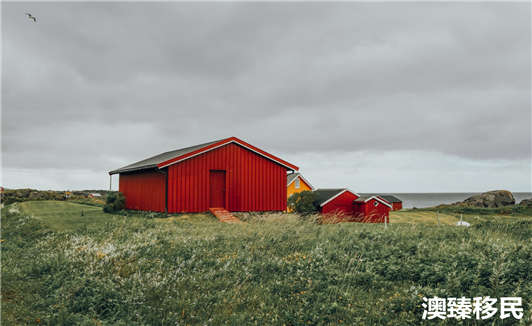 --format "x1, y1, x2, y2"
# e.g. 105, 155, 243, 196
209, 170, 226, 208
